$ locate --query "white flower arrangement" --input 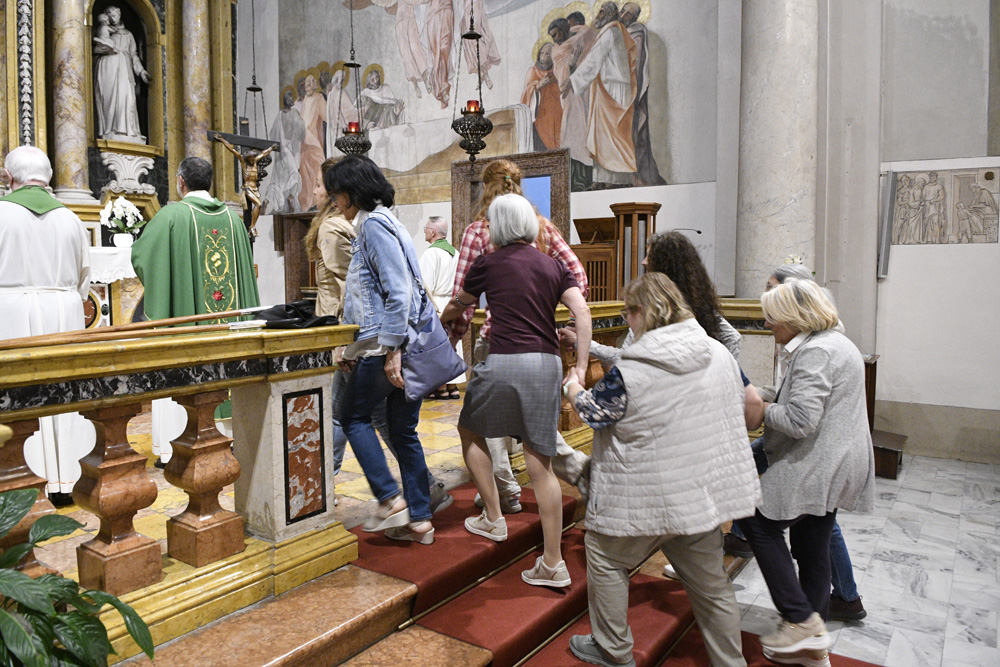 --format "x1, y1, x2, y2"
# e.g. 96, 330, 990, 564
783, 254, 805, 265
100, 196, 145, 235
